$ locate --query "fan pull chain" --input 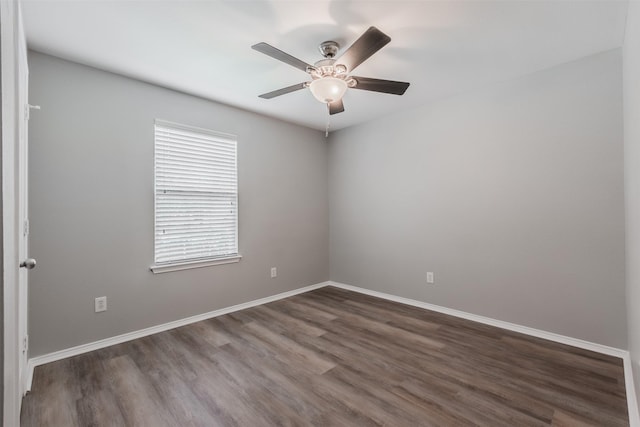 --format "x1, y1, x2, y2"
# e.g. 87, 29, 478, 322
325, 103, 331, 138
